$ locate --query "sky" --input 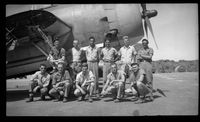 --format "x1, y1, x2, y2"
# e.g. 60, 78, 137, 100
142, 4, 198, 61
